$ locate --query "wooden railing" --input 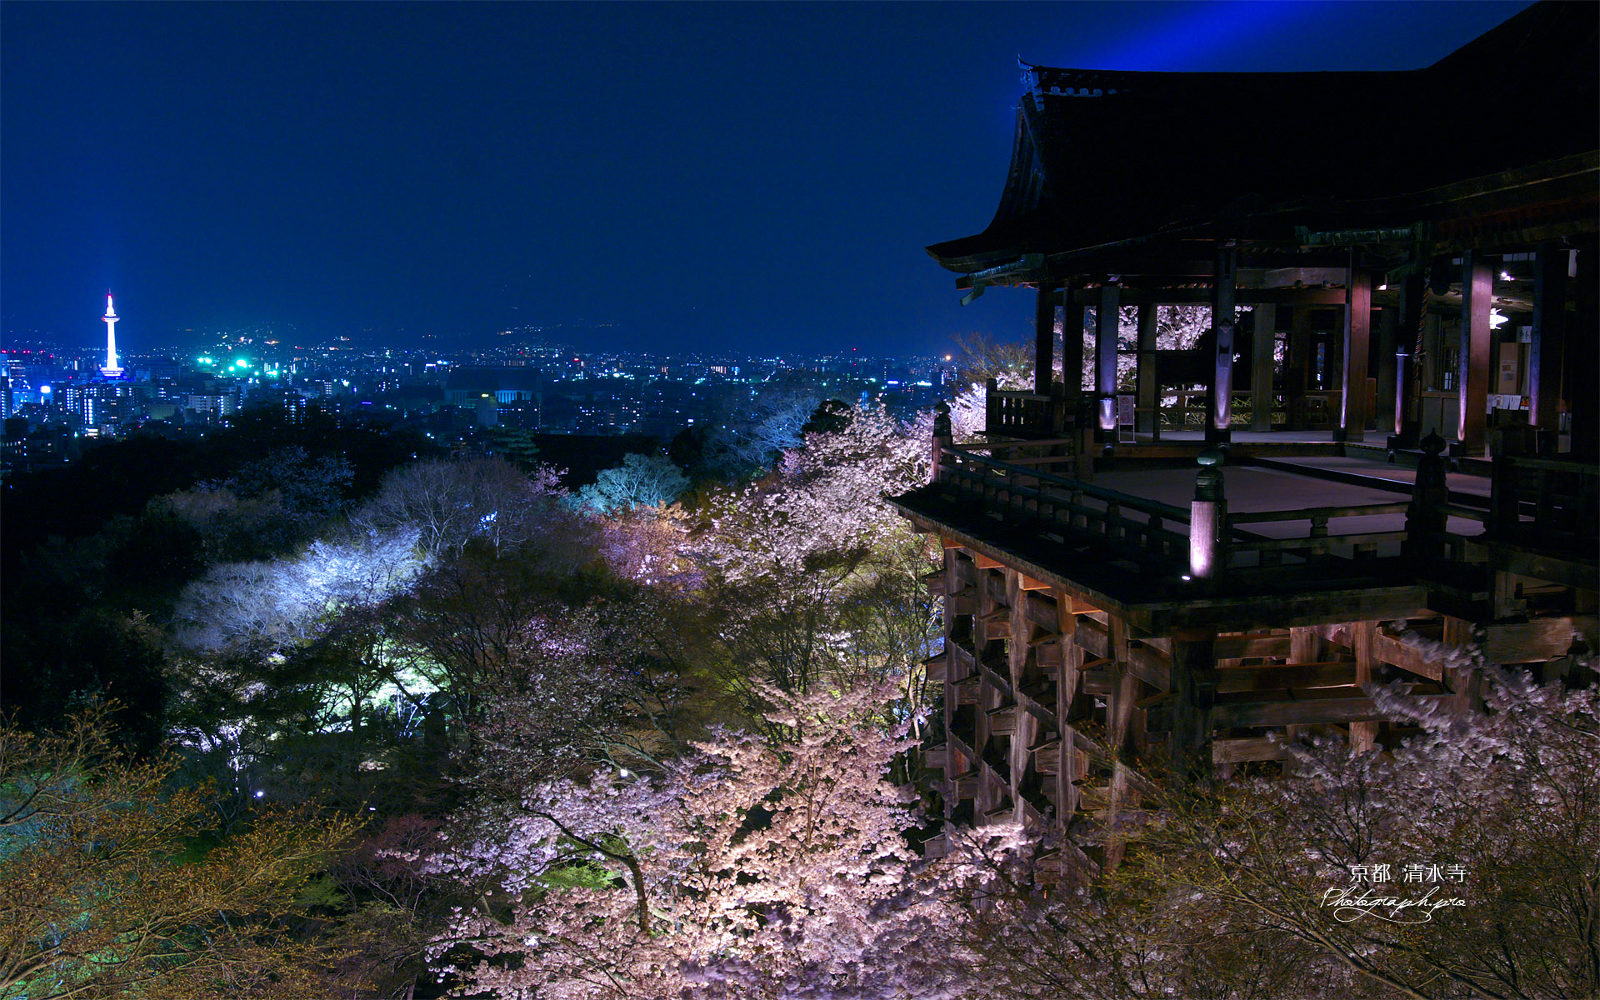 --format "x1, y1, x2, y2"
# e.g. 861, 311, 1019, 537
936, 447, 1190, 573
984, 380, 1071, 440
1150, 390, 1287, 436
1489, 455, 1599, 553
1226, 502, 1413, 567
928, 443, 1496, 586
